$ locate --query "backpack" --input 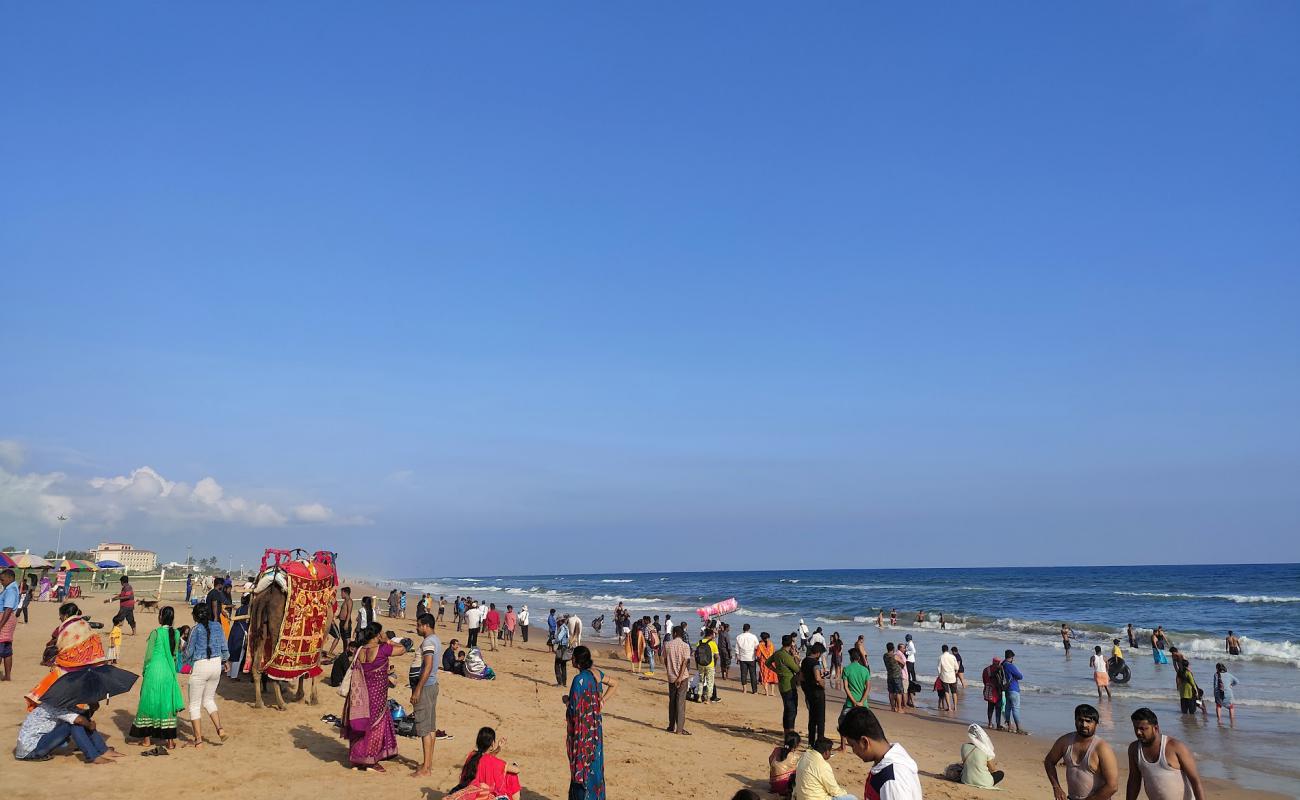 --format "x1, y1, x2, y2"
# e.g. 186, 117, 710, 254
995, 664, 1011, 691
695, 640, 713, 667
